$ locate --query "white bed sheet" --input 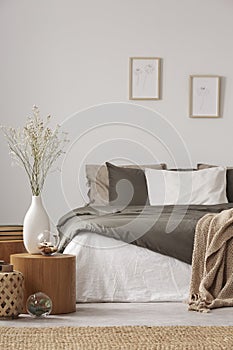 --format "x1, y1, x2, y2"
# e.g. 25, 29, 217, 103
64, 232, 192, 303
